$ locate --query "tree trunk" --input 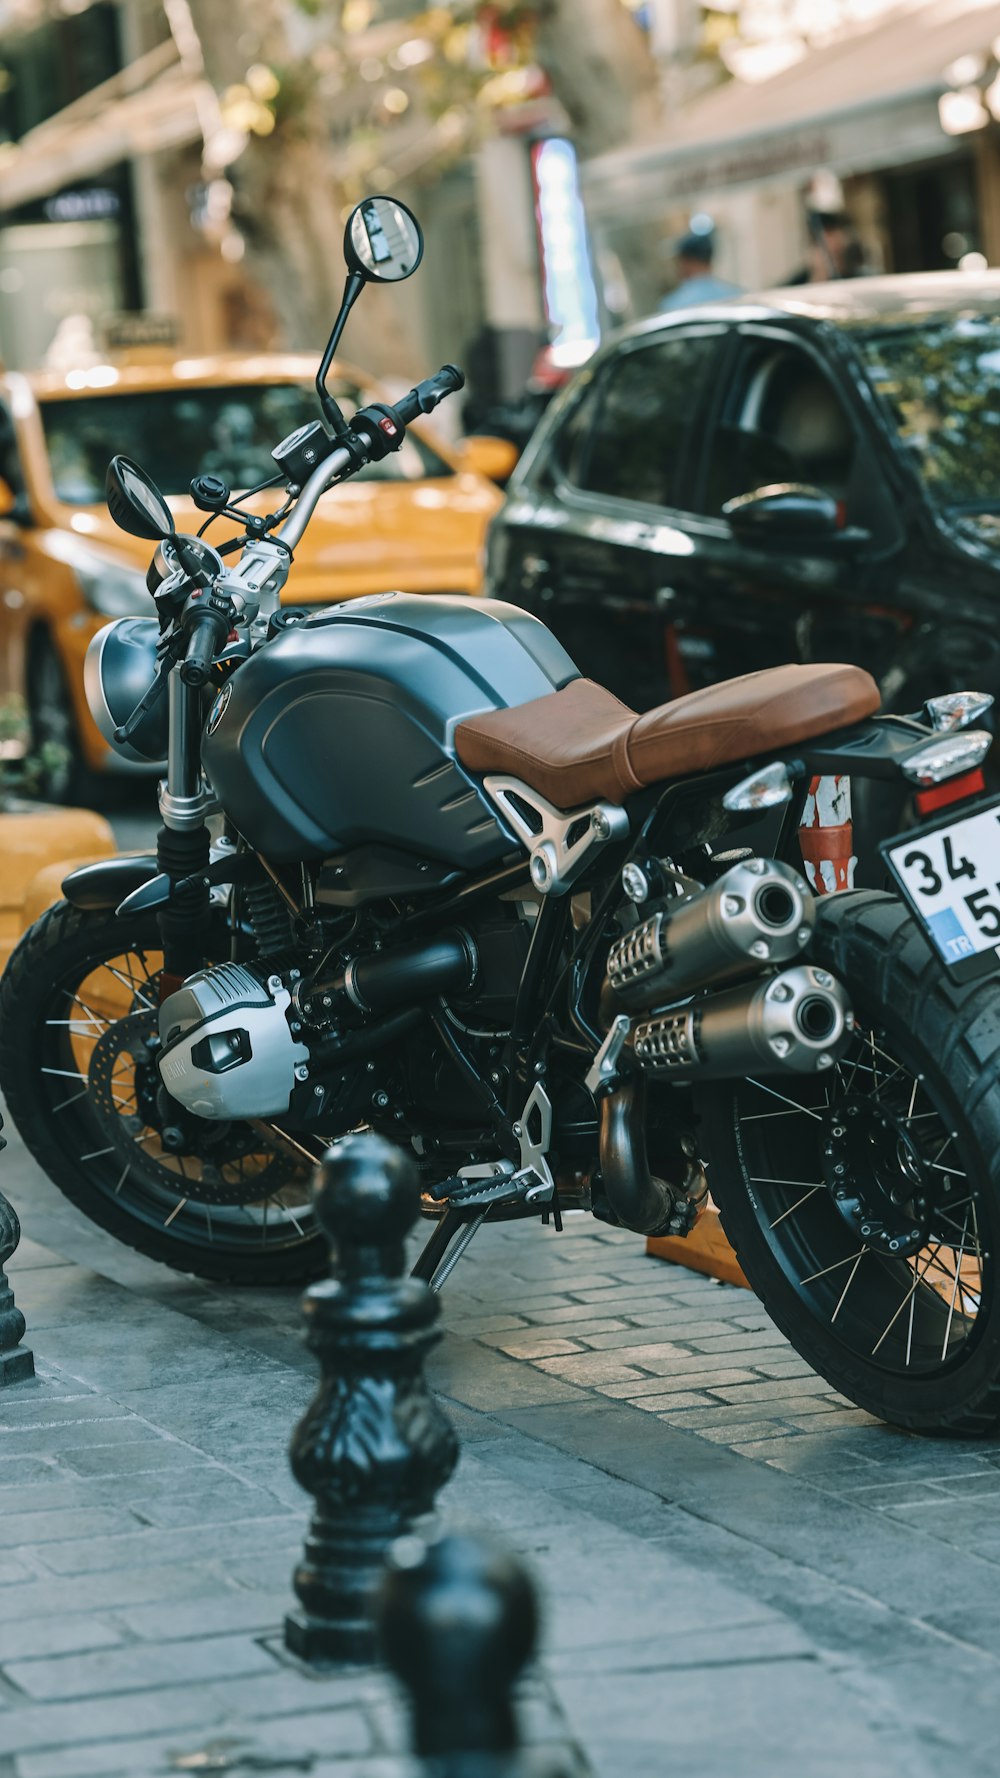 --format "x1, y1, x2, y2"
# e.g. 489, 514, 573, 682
181, 0, 666, 362
182, 0, 420, 368
534, 0, 664, 158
